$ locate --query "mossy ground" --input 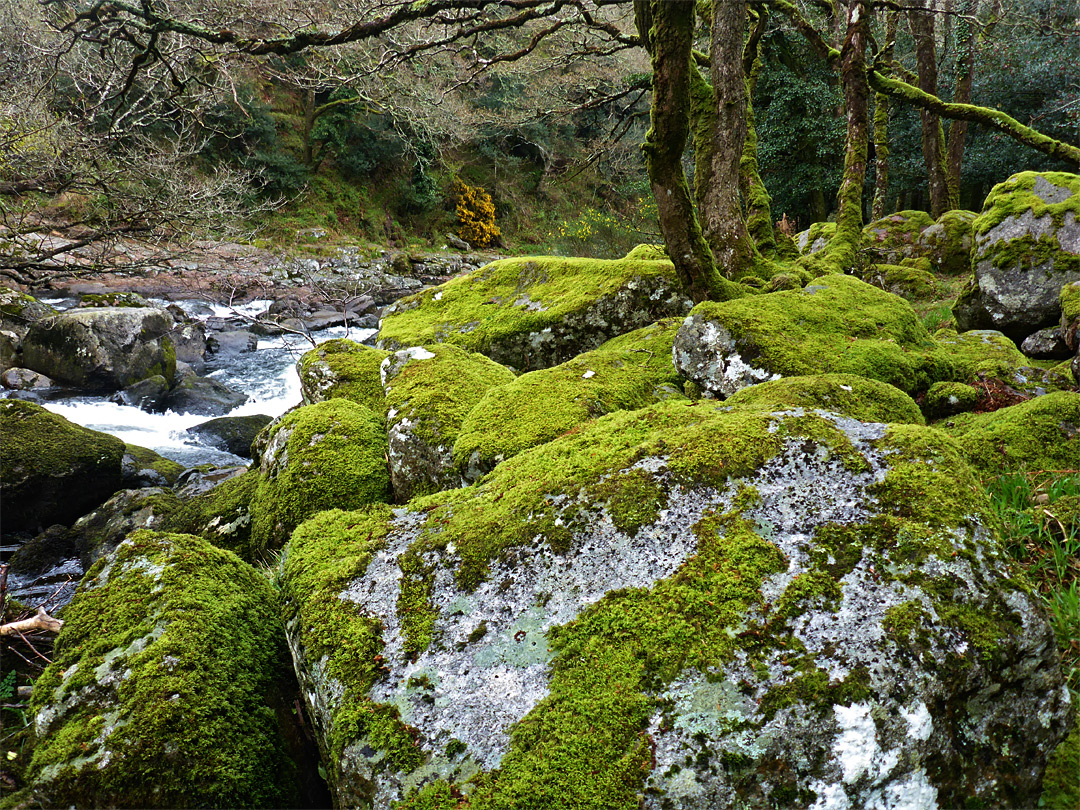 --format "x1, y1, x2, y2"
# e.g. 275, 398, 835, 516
26, 530, 299, 808
297, 338, 389, 411
453, 319, 686, 473
251, 400, 391, 554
